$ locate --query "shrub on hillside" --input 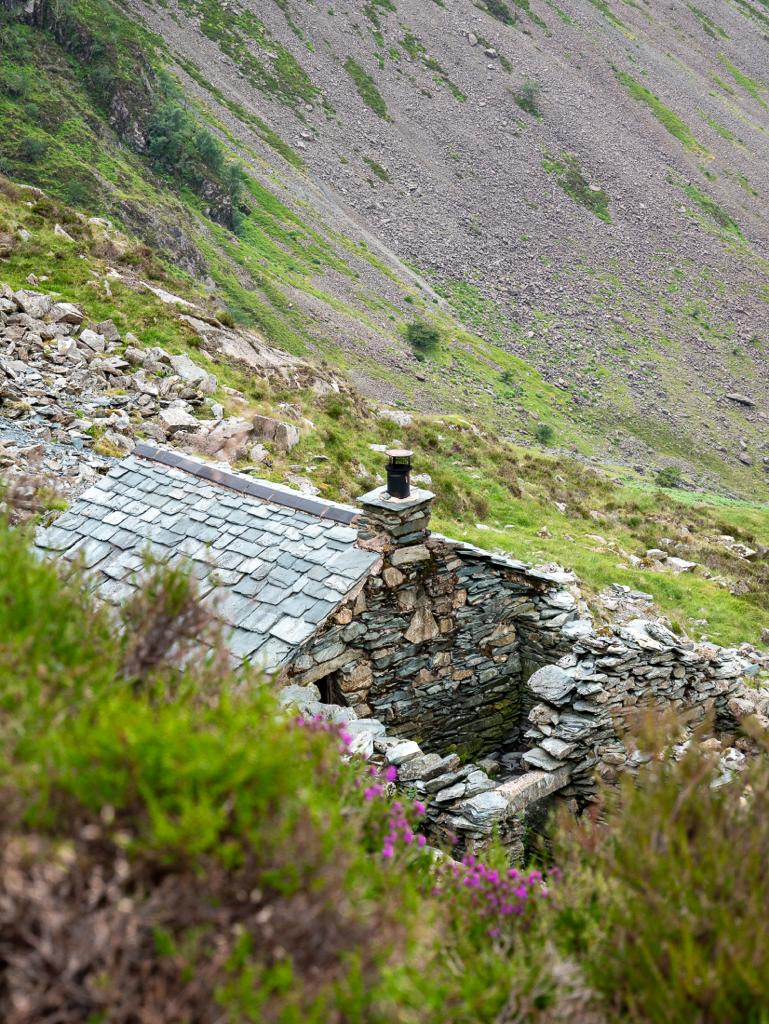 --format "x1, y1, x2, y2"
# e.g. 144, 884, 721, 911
484, 0, 517, 25
655, 465, 682, 488
514, 79, 542, 117
535, 423, 554, 445
405, 319, 441, 358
